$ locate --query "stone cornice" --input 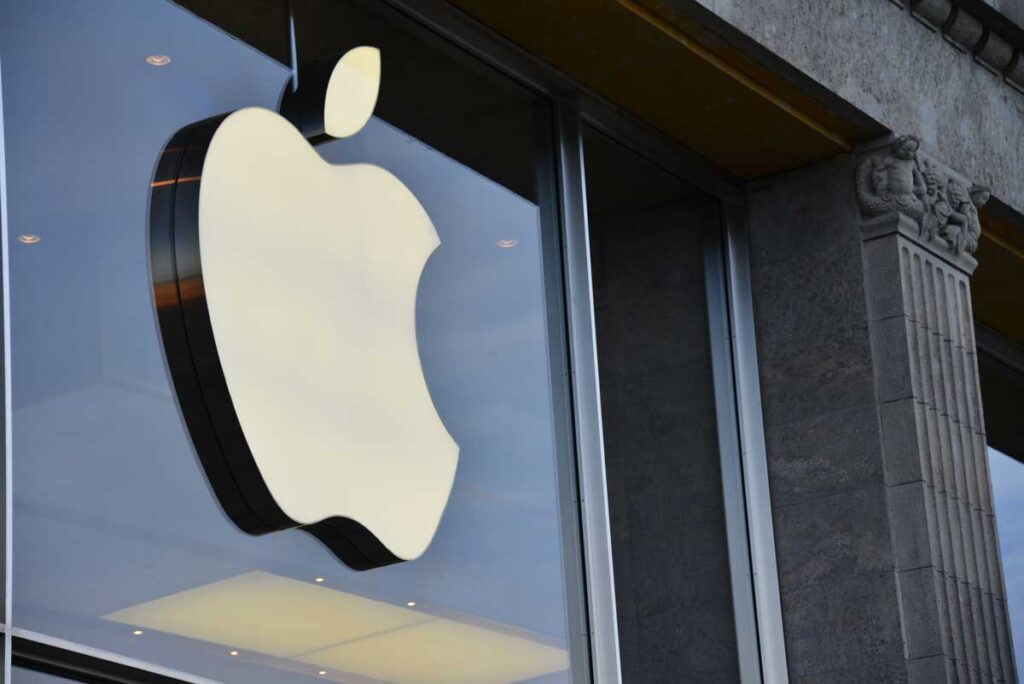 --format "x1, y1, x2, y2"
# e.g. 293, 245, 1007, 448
891, 0, 1024, 92
856, 135, 991, 272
